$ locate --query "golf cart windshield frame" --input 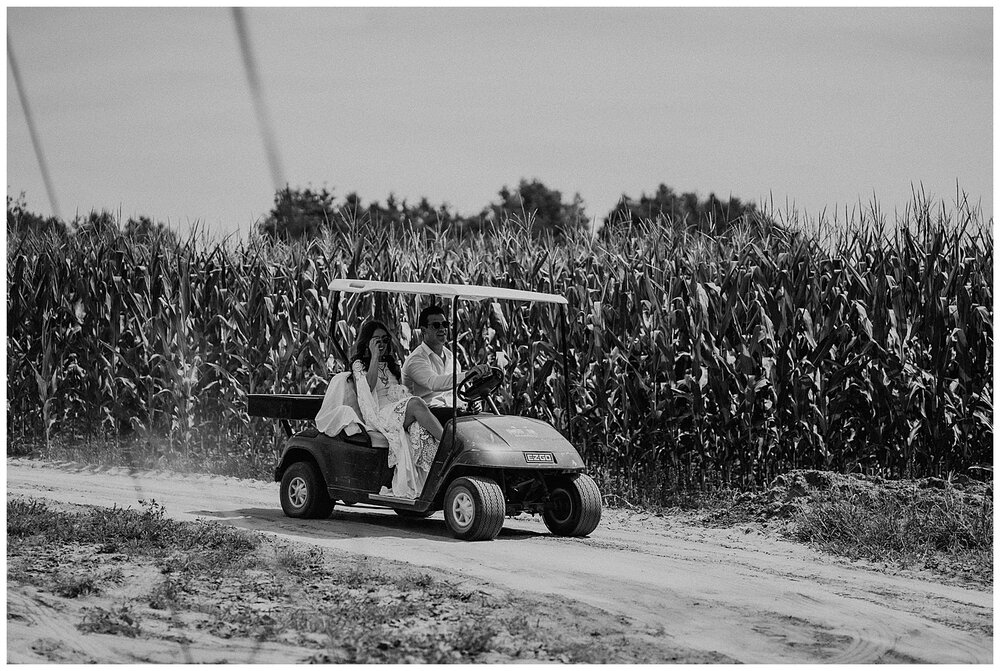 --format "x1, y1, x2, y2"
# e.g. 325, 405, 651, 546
328, 279, 573, 441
